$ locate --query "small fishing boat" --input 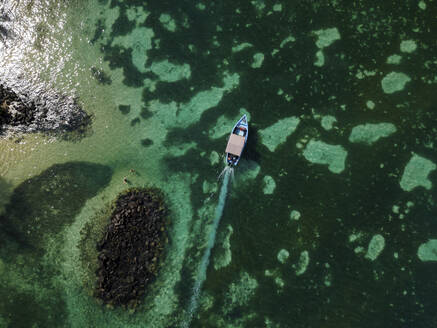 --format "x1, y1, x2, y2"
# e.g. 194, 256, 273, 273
225, 114, 248, 166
